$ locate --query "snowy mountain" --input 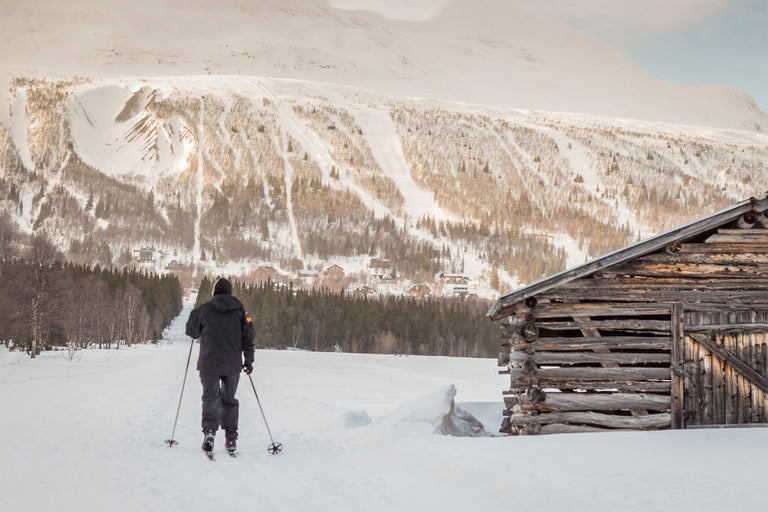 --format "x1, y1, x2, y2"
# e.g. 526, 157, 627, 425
1, 0, 766, 130
2, 75, 767, 297
1, 0, 767, 295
